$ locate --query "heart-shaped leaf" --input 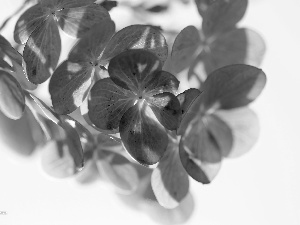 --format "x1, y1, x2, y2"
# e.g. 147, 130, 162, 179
214, 107, 260, 158
49, 60, 94, 114
88, 78, 136, 132
119, 102, 168, 166
168, 26, 201, 74
68, 19, 115, 62
23, 19, 61, 84
202, 0, 248, 38
201, 28, 266, 76
96, 149, 139, 194
0, 70, 25, 119
147, 92, 181, 130
14, 3, 48, 44
179, 117, 222, 184
101, 25, 168, 63
200, 64, 266, 112
57, 2, 110, 38
151, 142, 189, 208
